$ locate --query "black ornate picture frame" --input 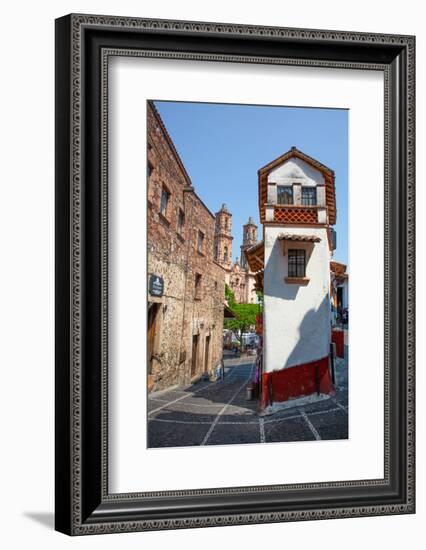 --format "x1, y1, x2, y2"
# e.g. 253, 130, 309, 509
55, 14, 415, 535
